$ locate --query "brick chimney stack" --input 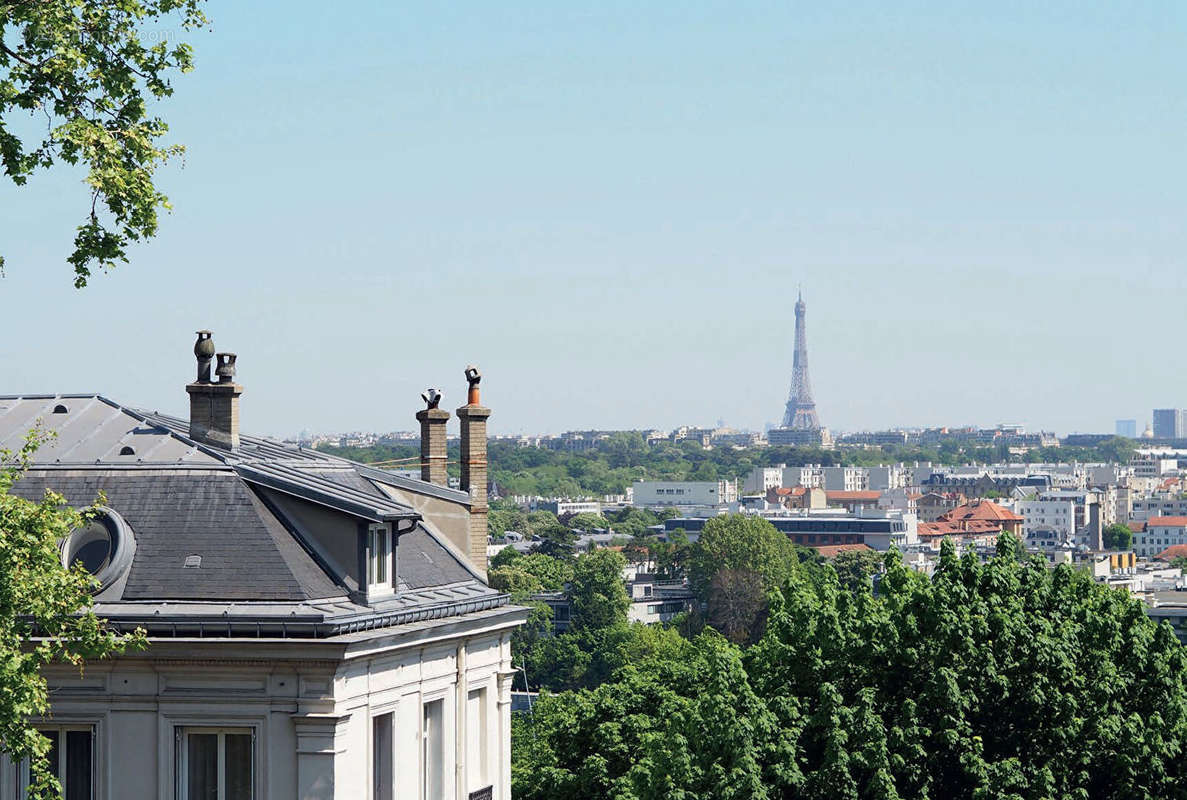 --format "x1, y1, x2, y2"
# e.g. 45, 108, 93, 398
456, 365, 490, 572
416, 388, 450, 486
186, 331, 243, 449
